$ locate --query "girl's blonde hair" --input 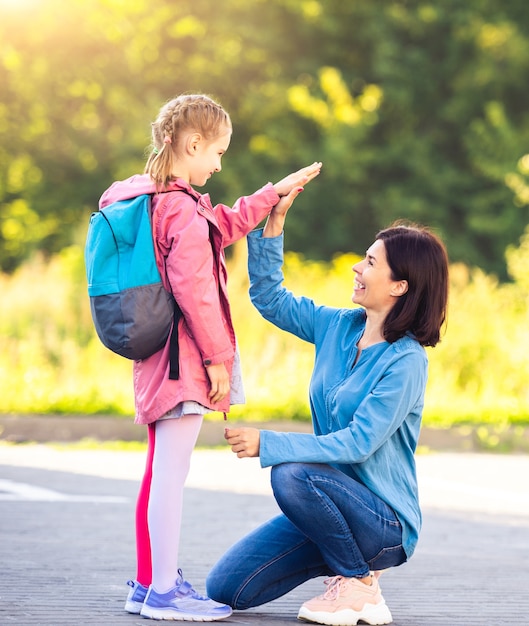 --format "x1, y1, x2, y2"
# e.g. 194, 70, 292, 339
144, 94, 232, 188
